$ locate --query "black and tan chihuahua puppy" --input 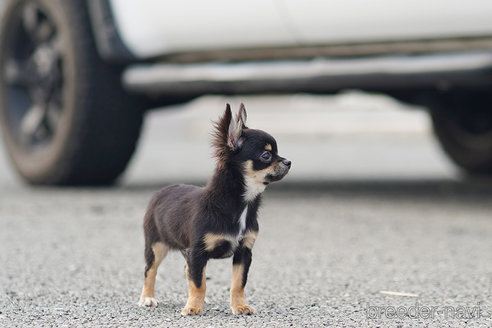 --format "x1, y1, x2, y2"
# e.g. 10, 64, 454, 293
138, 103, 291, 315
